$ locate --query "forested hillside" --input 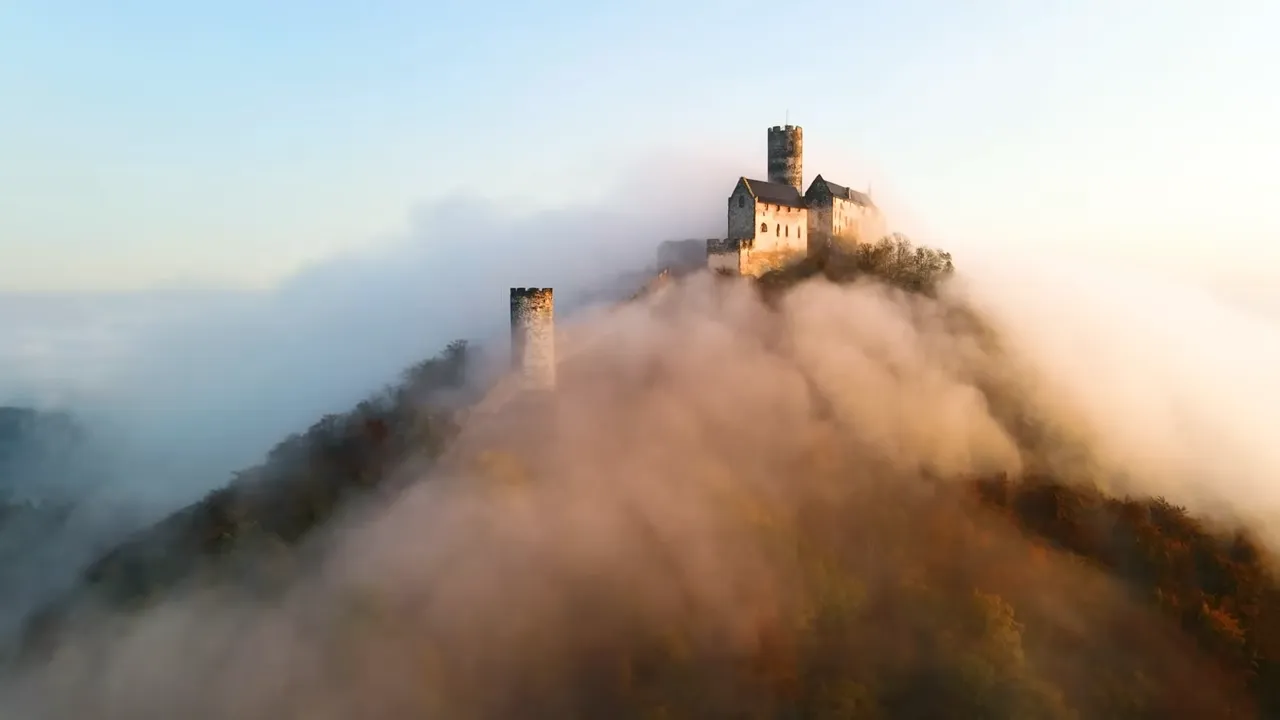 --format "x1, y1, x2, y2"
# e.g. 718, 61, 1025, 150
11, 237, 1280, 719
